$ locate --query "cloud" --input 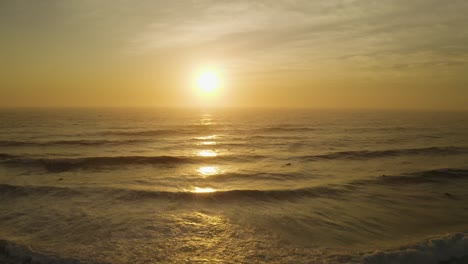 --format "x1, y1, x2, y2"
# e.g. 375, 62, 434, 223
2, 0, 467, 76
129, 0, 468, 73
